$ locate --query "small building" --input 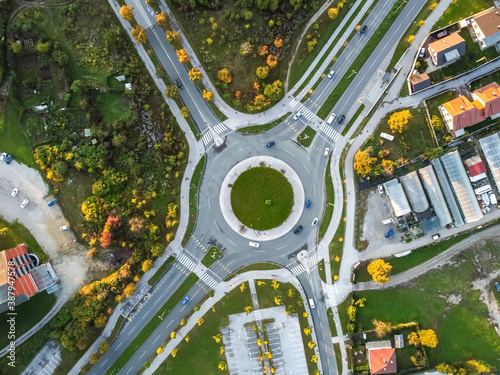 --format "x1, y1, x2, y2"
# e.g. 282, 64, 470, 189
367, 341, 397, 375
428, 33, 466, 66
439, 96, 486, 136
383, 179, 412, 218
0, 244, 59, 313
125, 83, 132, 91
409, 73, 431, 93
418, 165, 453, 227
394, 334, 404, 349
472, 82, 500, 119
479, 132, 500, 191
470, 9, 500, 49
400, 171, 429, 215
465, 155, 488, 182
